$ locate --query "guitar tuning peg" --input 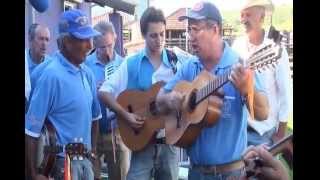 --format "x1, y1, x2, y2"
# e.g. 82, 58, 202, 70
79, 137, 83, 143
73, 156, 77, 161
79, 156, 83, 160
74, 137, 78, 142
